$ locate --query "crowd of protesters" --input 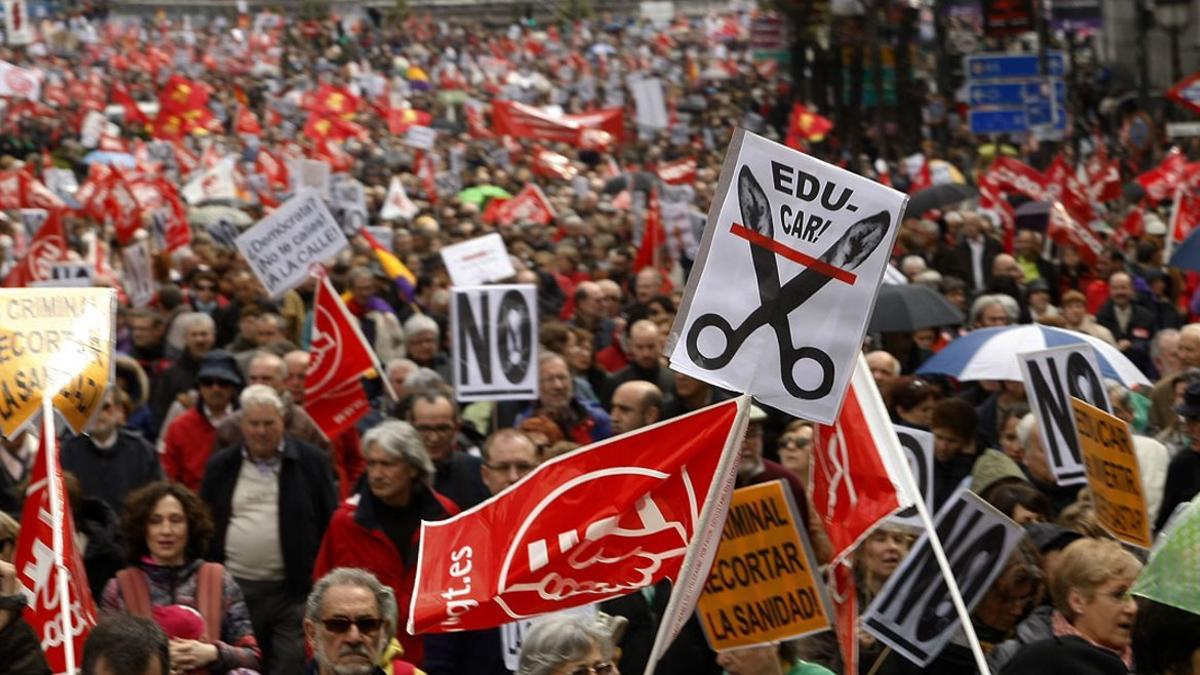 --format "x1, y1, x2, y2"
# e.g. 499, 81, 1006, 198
0, 3, 1199, 675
